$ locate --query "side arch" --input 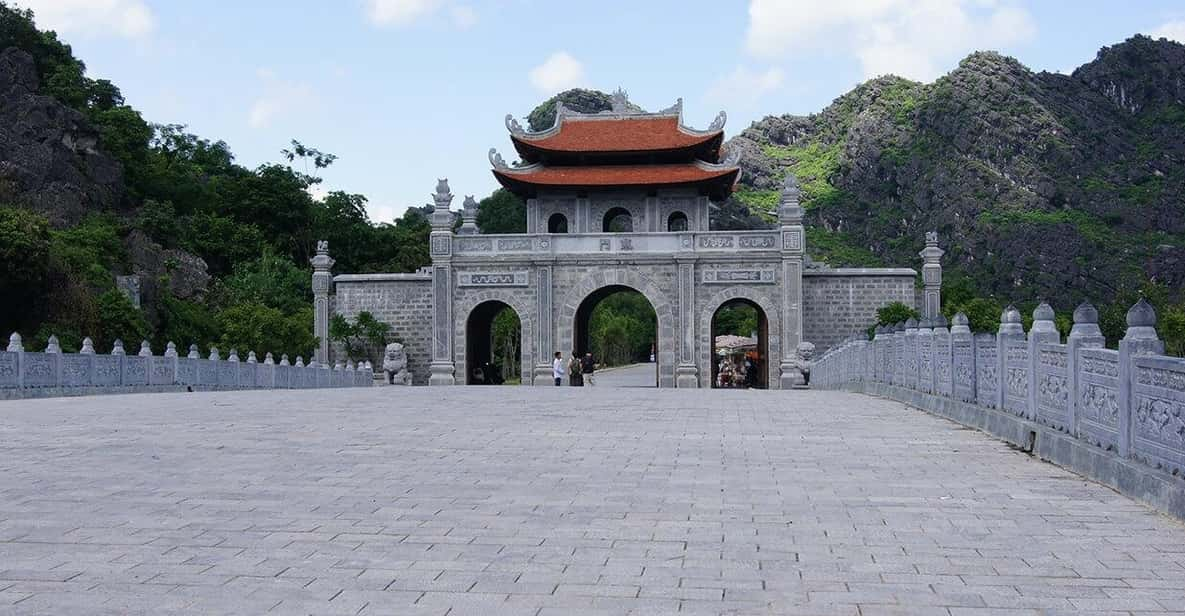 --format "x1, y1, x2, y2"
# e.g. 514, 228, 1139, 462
556, 268, 677, 387
454, 290, 535, 386
698, 286, 782, 389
